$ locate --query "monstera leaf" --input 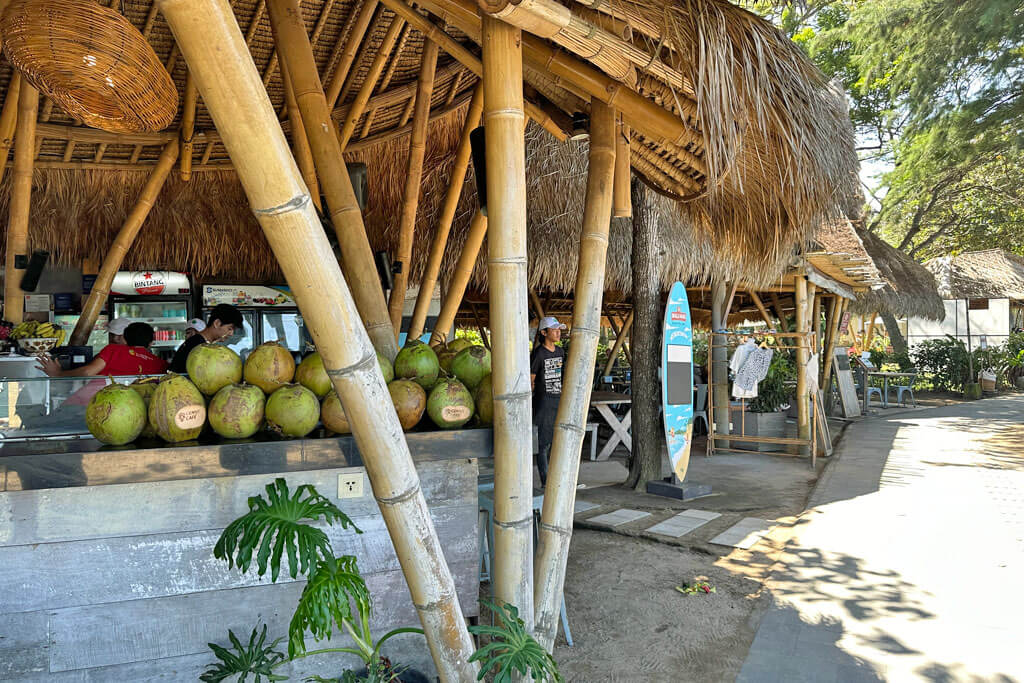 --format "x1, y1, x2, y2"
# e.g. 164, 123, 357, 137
289, 554, 372, 657
469, 600, 563, 683
201, 624, 287, 682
